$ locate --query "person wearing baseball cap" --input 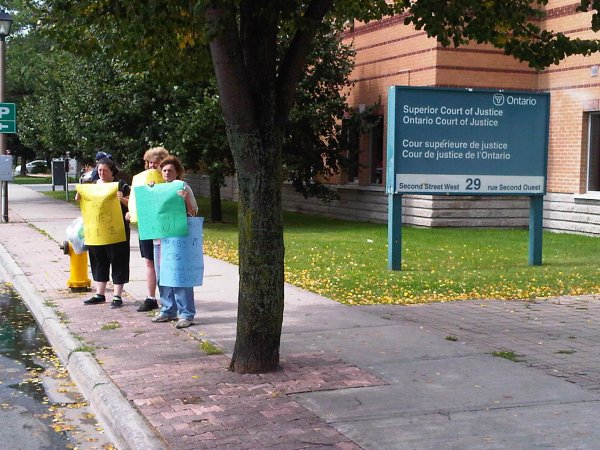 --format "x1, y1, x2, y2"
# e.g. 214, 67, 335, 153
90, 151, 111, 182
